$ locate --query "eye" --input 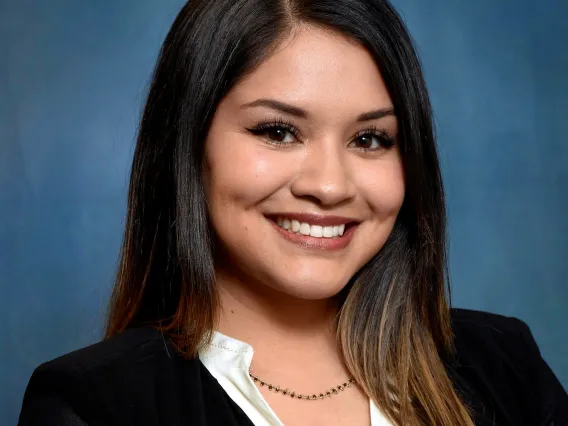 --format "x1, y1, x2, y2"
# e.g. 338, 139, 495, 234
349, 126, 396, 152
246, 118, 300, 145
